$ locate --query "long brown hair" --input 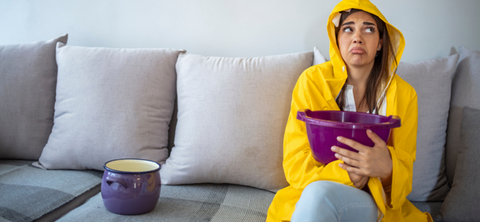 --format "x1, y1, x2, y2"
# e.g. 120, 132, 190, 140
335, 9, 398, 114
